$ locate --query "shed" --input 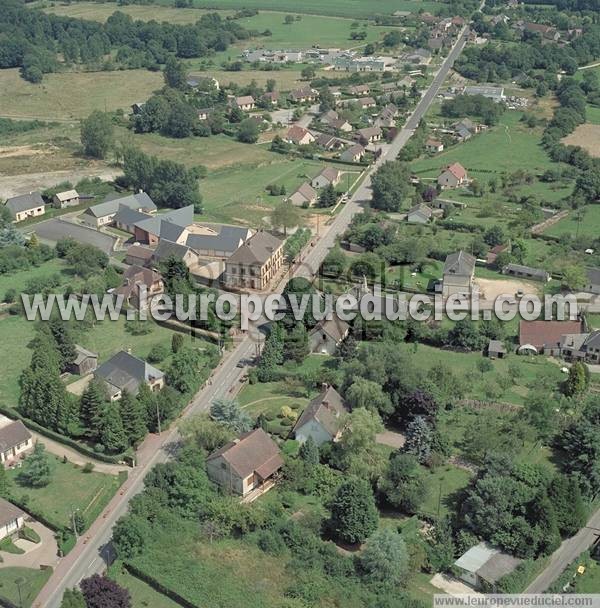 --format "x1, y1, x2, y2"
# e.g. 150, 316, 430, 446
487, 340, 506, 359
455, 542, 521, 590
